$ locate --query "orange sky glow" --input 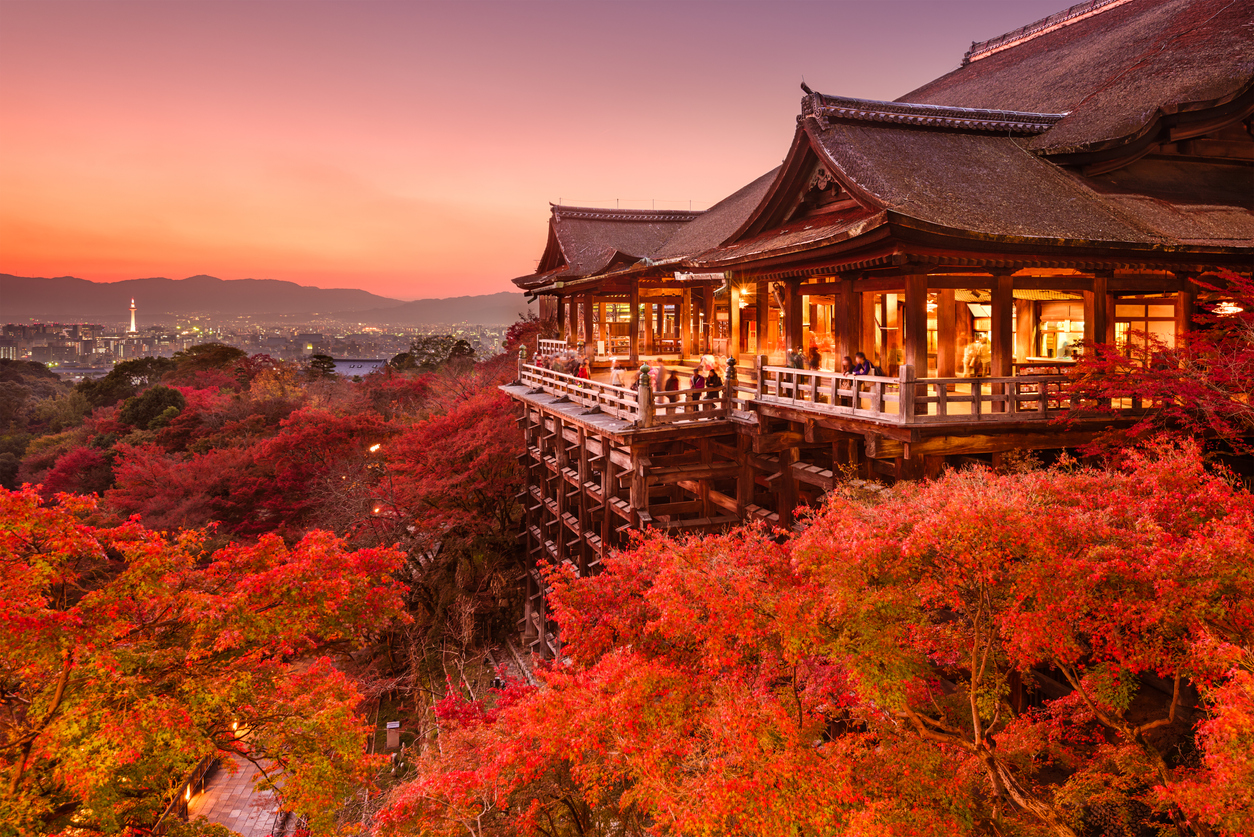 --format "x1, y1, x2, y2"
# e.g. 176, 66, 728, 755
1, 0, 1065, 301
